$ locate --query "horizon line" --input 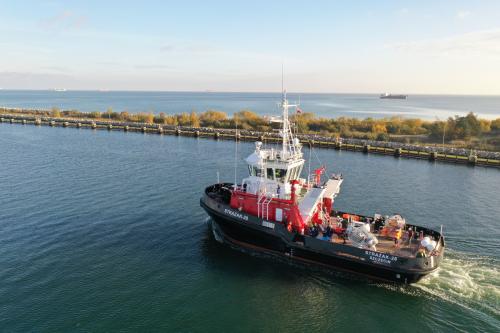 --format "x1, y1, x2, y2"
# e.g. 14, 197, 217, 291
1, 88, 499, 97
